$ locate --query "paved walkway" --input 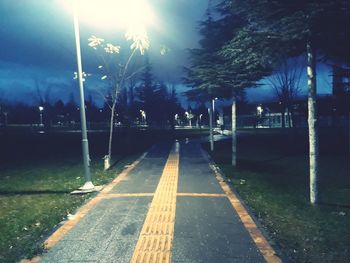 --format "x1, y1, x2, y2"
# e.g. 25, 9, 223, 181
38, 140, 281, 263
